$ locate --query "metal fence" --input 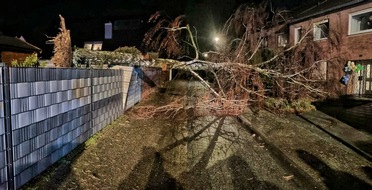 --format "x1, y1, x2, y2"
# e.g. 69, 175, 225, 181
0, 66, 141, 189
